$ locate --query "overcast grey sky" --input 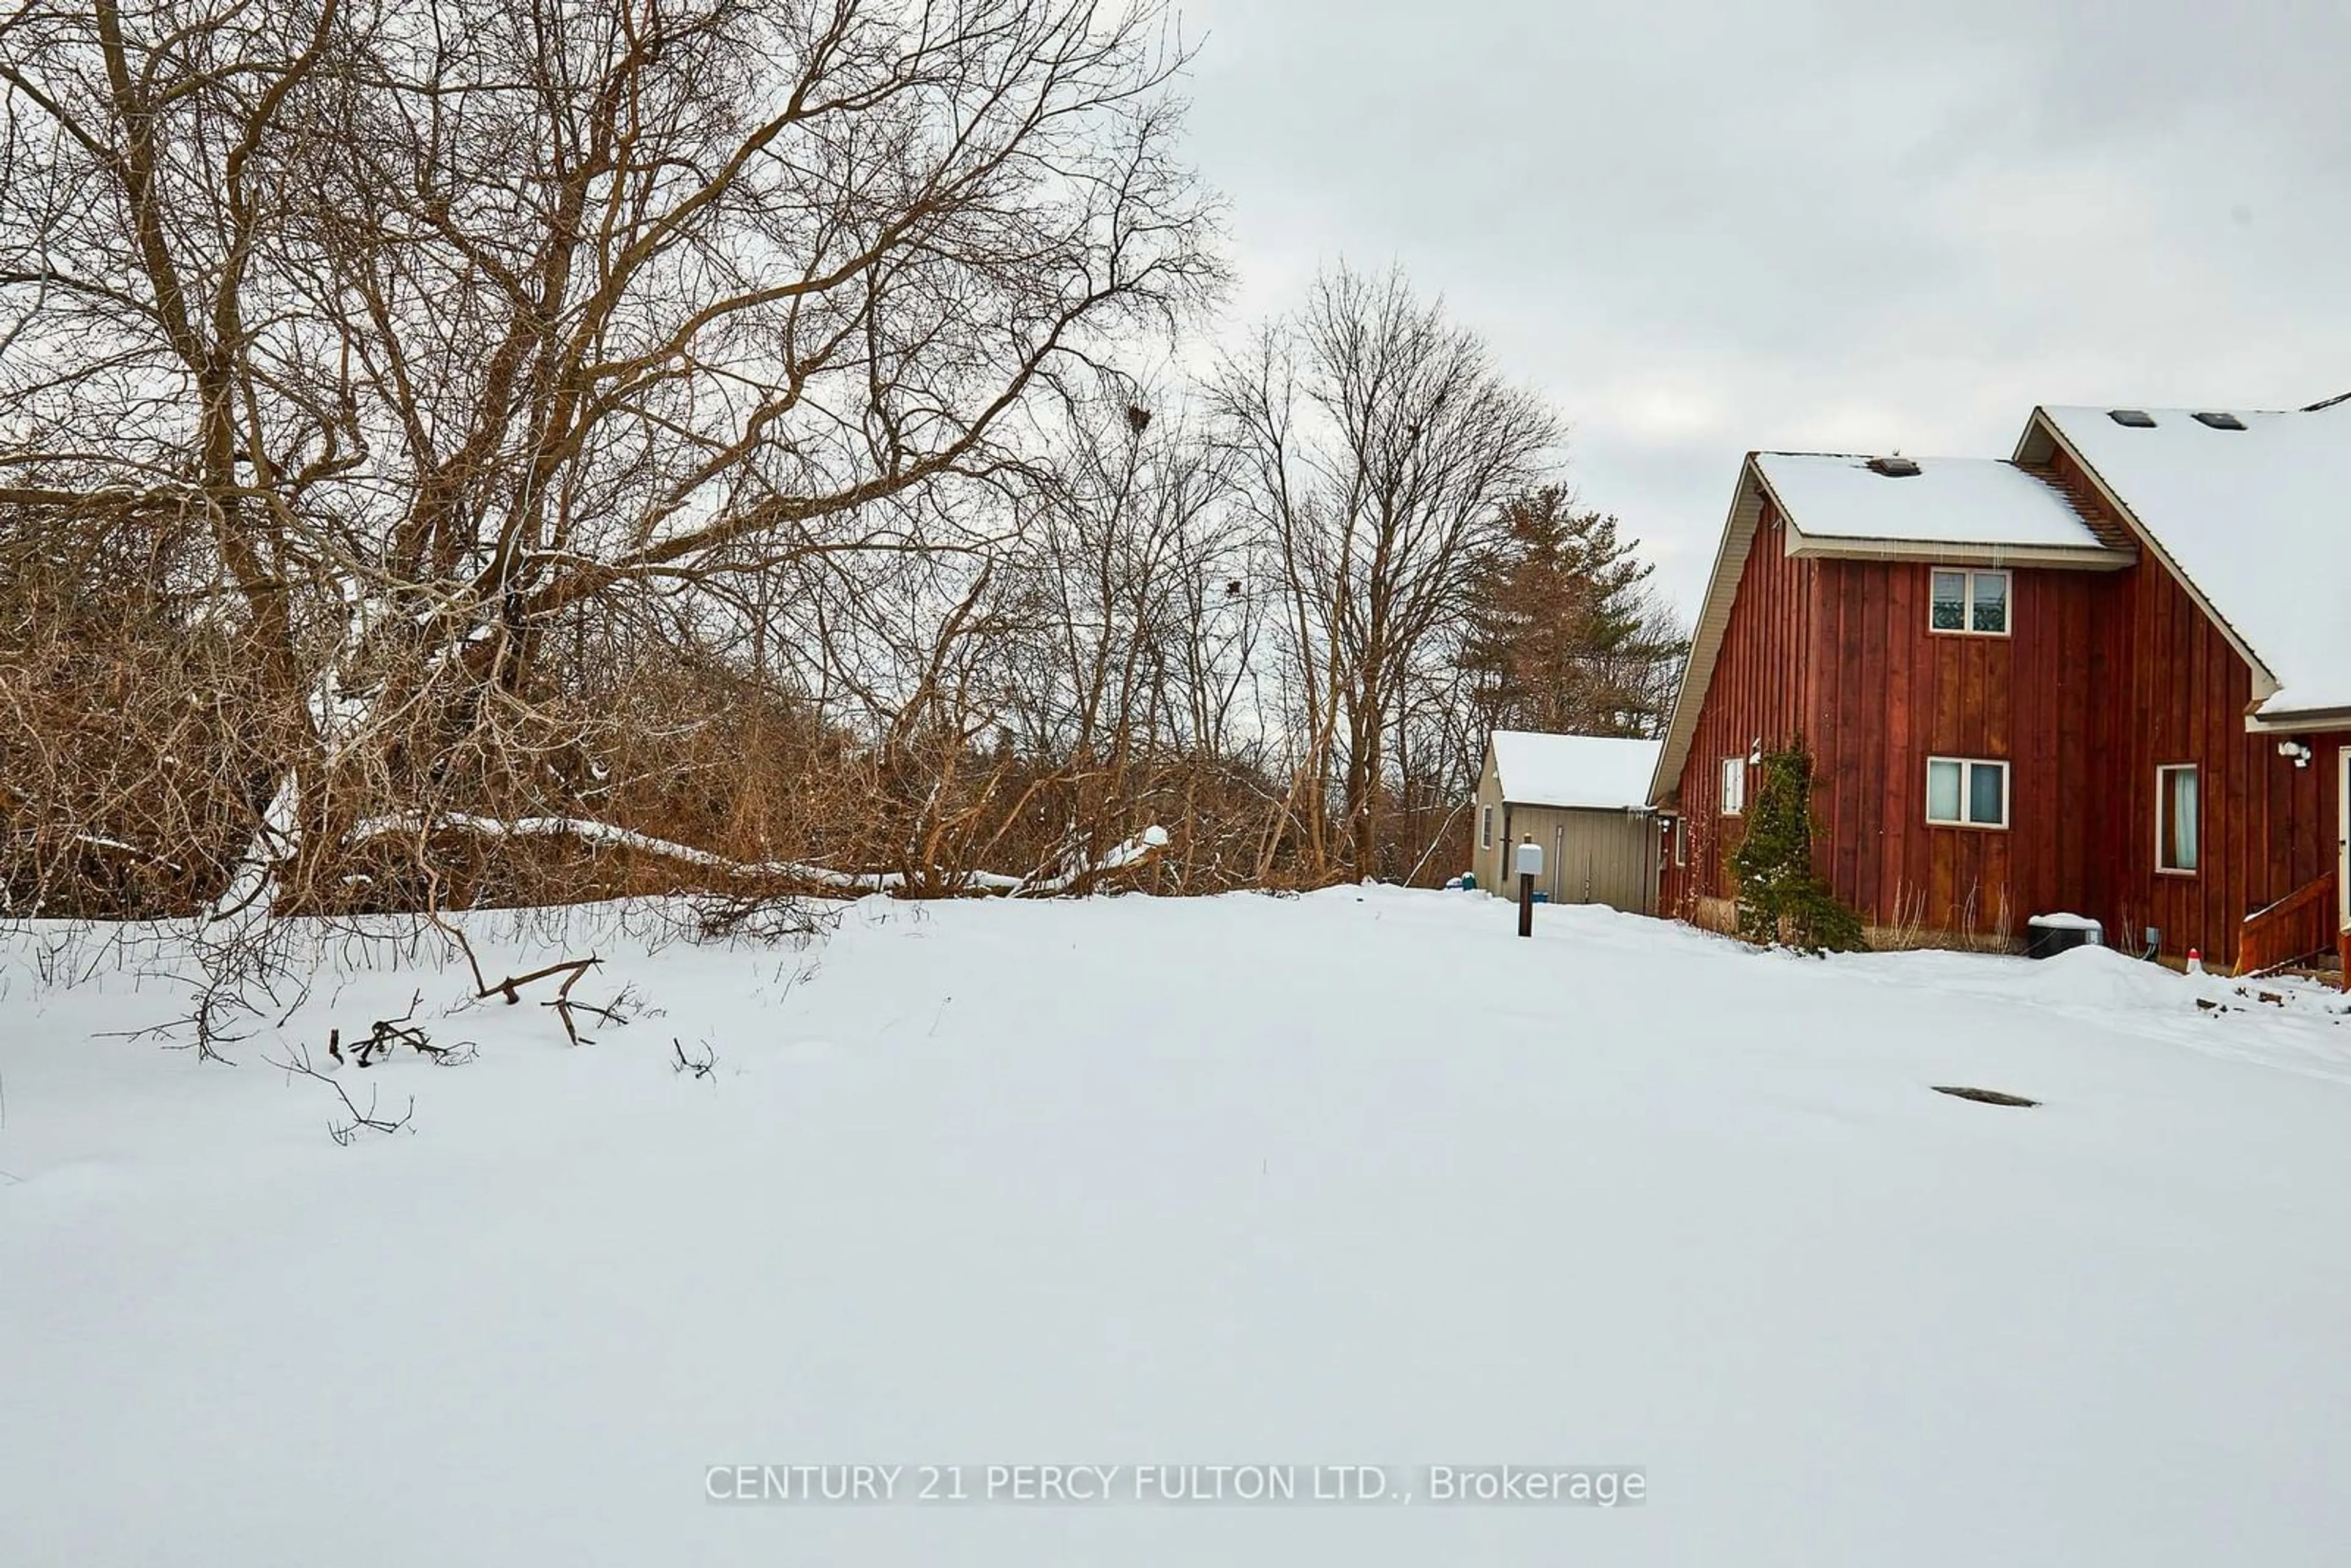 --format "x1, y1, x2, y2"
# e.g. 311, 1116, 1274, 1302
1173, 0, 2351, 617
